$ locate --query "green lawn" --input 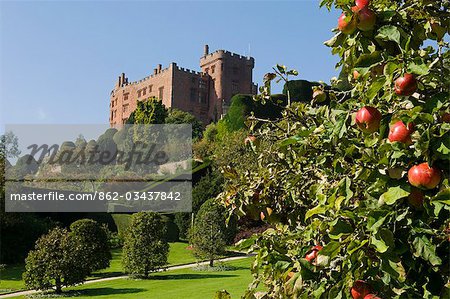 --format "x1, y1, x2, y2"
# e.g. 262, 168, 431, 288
0, 242, 197, 295
13, 257, 254, 299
